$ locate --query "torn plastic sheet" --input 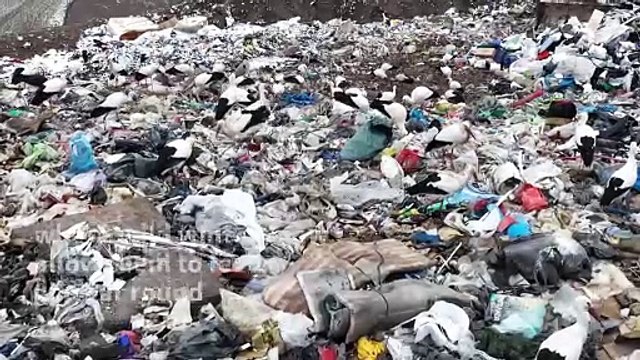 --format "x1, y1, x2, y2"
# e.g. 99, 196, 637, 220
177, 189, 266, 252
